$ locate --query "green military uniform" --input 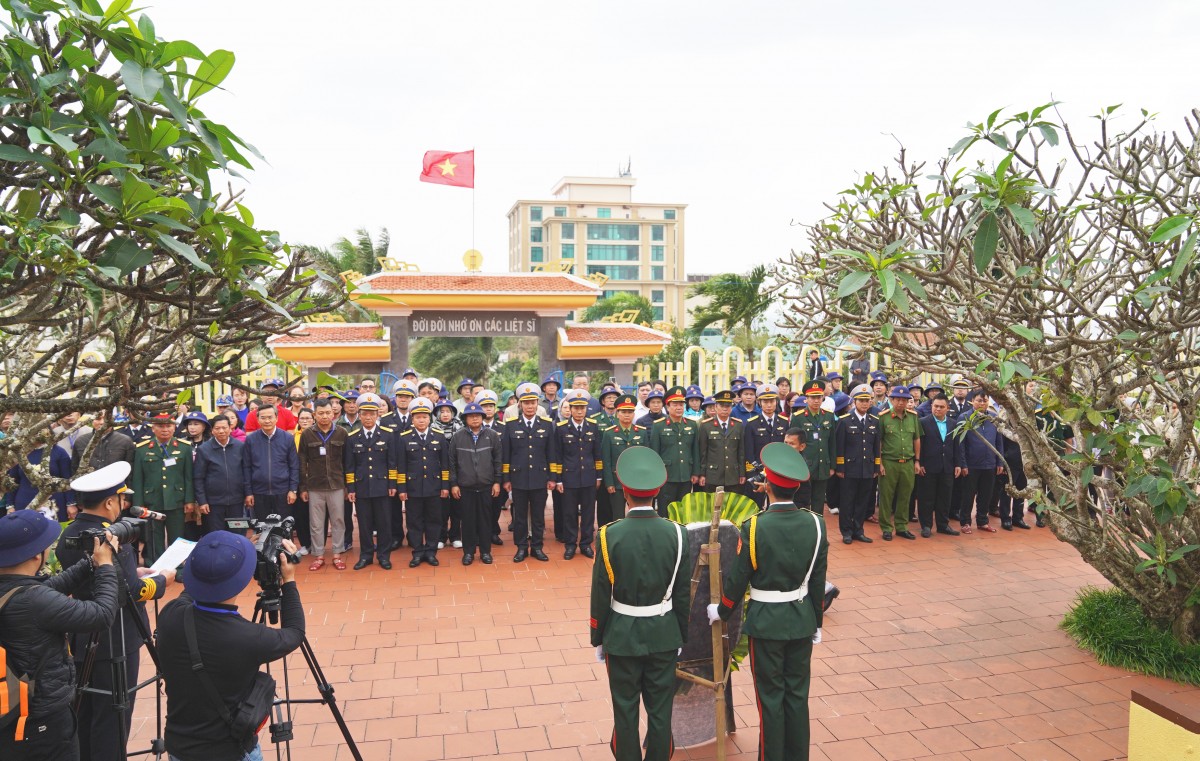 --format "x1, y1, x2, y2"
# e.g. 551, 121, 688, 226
648, 415, 699, 517
129, 435, 195, 565
698, 391, 748, 491
791, 406, 836, 513
590, 447, 690, 761
715, 443, 827, 761
600, 422, 647, 522
877, 389, 922, 538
